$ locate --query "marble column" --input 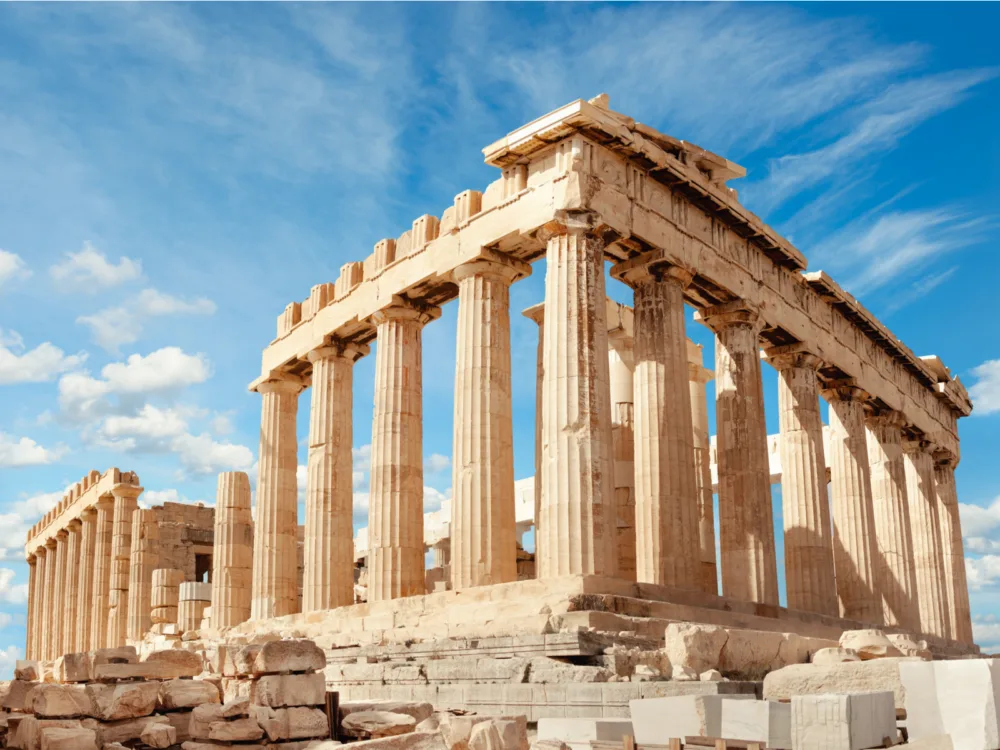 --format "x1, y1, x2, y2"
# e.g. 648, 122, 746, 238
252, 375, 304, 620
522, 302, 545, 571
41, 541, 55, 659
127, 509, 159, 642
767, 347, 838, 617
212, 472, 254, 628
934, 452, 973, 644
25, 554, 37, 660
52, 530, 68, 657
538, 223, 616, 579
866, 411, 920, 631
823, 381, 883, 624
91, 498, 114, 649
695, 301, 778, 605
63, 521, 82, 653
304, 343, 367, 611
904, 440, 951, 639
107, 485, 142, 647
75, 509, 97, 655
608, 332, 636, 582
618, 263, 700, 588
152, 568, 184, 627
369, 300, 439, 601
451, 255, 528, 590
688, 347, 718, 595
